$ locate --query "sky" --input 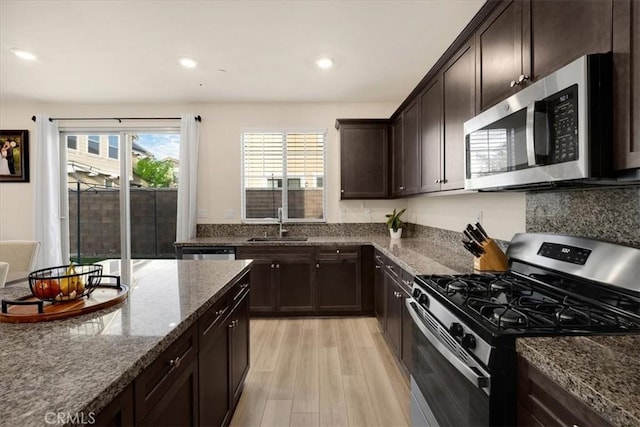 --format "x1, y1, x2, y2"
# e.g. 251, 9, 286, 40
135, 133, 180, 160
